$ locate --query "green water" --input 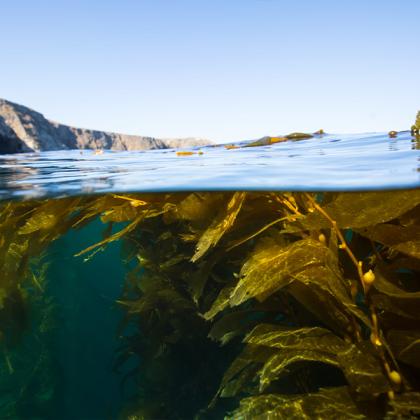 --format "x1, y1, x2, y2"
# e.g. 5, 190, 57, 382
47, 220, 128, 419
0, 219, 130, 419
